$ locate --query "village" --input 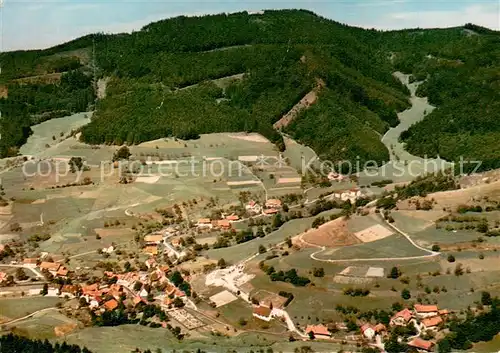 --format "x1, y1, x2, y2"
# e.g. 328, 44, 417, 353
0, 181, 458, 353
